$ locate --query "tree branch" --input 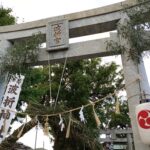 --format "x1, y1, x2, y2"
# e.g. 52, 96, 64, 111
0, 117, 37, 150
